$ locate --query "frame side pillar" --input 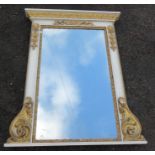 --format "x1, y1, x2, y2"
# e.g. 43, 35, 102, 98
108, 23, 146, 142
